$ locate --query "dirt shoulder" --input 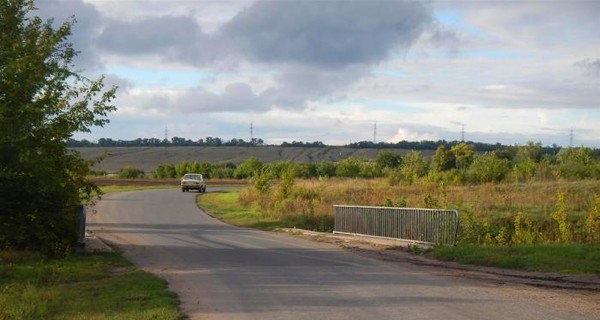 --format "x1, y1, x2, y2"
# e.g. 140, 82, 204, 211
282, 228, 600, 292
